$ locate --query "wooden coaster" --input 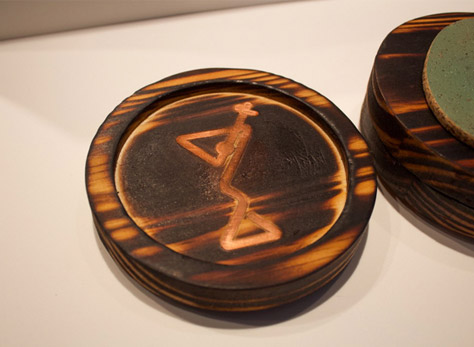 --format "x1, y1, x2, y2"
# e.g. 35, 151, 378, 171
423, 18, 474, 148
86, 68, 376, 311
368, 12, 474, 210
